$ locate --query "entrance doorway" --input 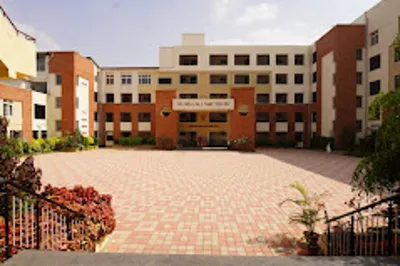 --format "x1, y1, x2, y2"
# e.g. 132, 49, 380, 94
209, 131, 228, 147
178, 131, 197, 147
